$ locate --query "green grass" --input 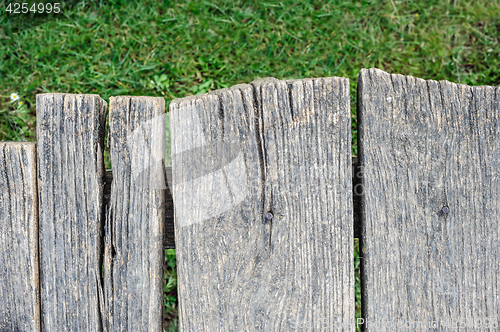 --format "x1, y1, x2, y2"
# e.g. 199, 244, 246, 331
164, 249, 178, 331
1, 0, 499, 330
